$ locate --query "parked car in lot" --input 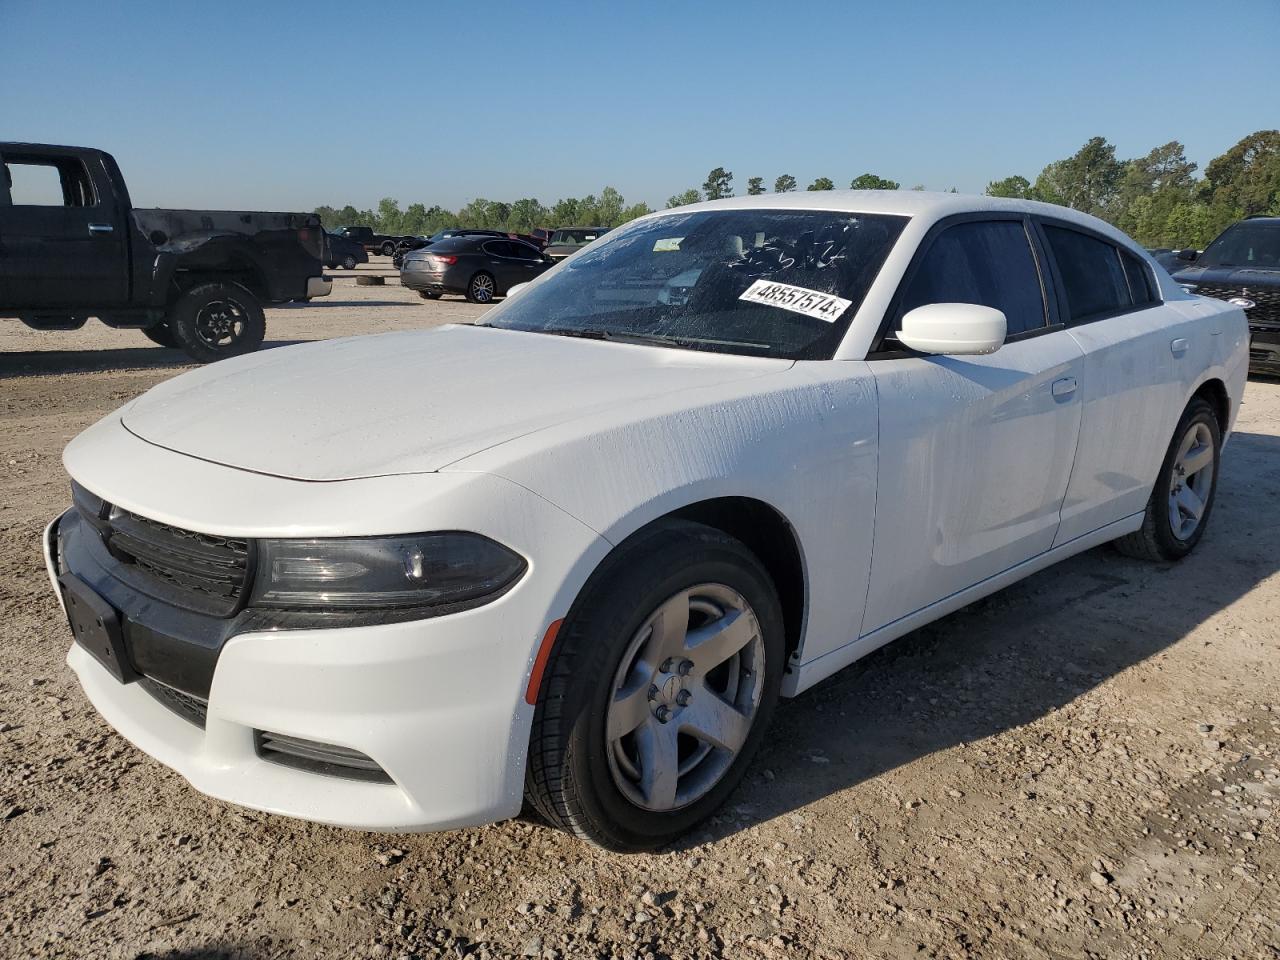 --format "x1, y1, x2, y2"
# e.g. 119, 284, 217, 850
46, 192, 1246, 850
330, 225, 414, 257
322, 231, 369, 271
544, 226, 608, 262
391, 229, 508, 269
400, 235, 551, 302
0, 142, 331, 362
1173, 216, 1280, 374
